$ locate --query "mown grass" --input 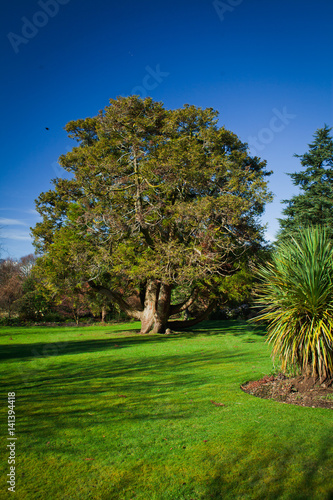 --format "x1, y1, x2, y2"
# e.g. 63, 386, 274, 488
0, 320, 332, 500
